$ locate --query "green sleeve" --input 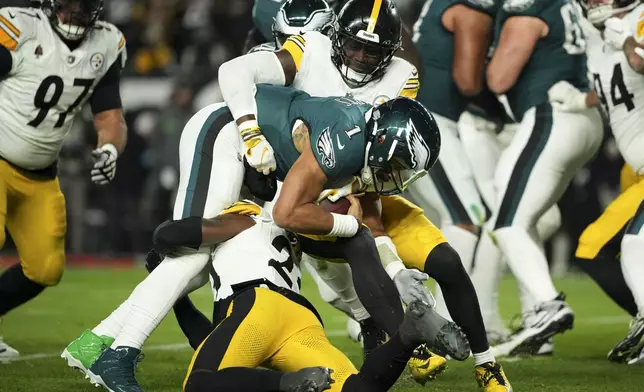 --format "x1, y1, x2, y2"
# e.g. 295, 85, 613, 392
454, 0, 500, 17
501, 0, 543, 17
